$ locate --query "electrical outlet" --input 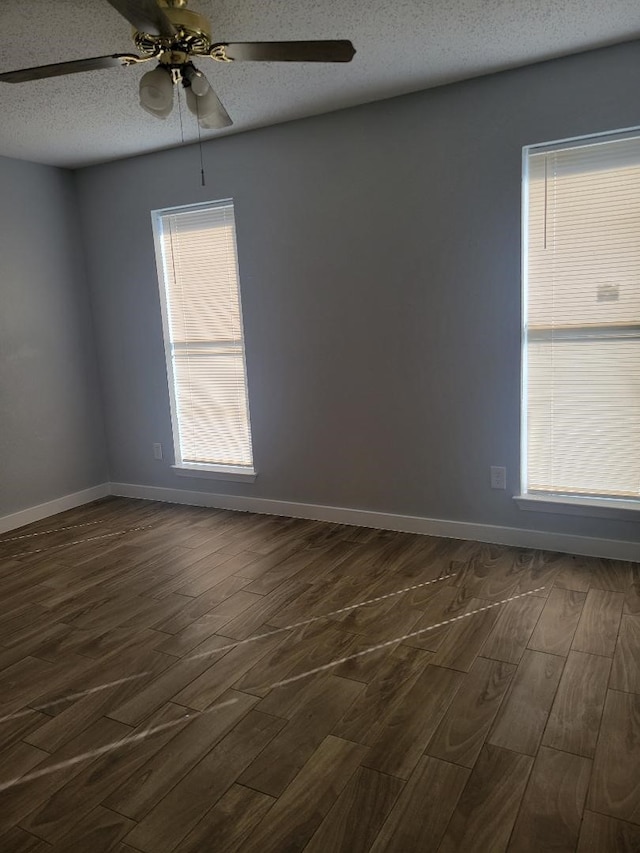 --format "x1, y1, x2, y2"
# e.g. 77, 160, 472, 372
153, 443, 163, 461
490, 466, 506, 490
